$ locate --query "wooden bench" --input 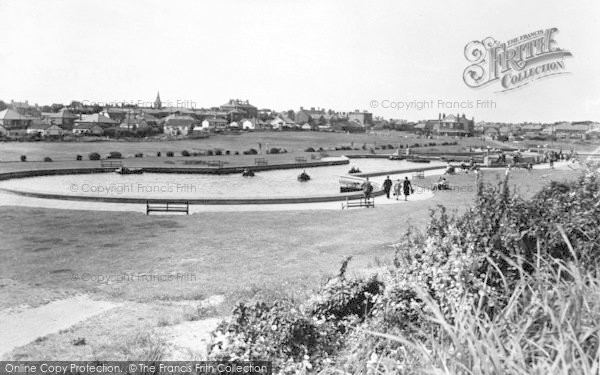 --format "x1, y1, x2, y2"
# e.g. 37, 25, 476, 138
146, 200, 189, 215
341, 196, 375, 209
255, 158, 268, 166
295, 157, 307, 163
101, 160, 123, 168
412, 170, 425, 179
